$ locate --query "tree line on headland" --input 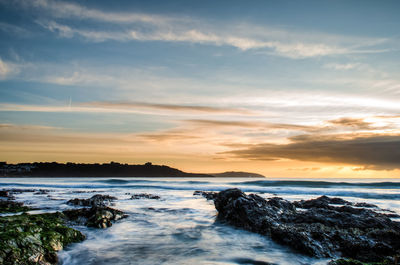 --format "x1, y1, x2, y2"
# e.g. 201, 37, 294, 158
0, 161, 265, 178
